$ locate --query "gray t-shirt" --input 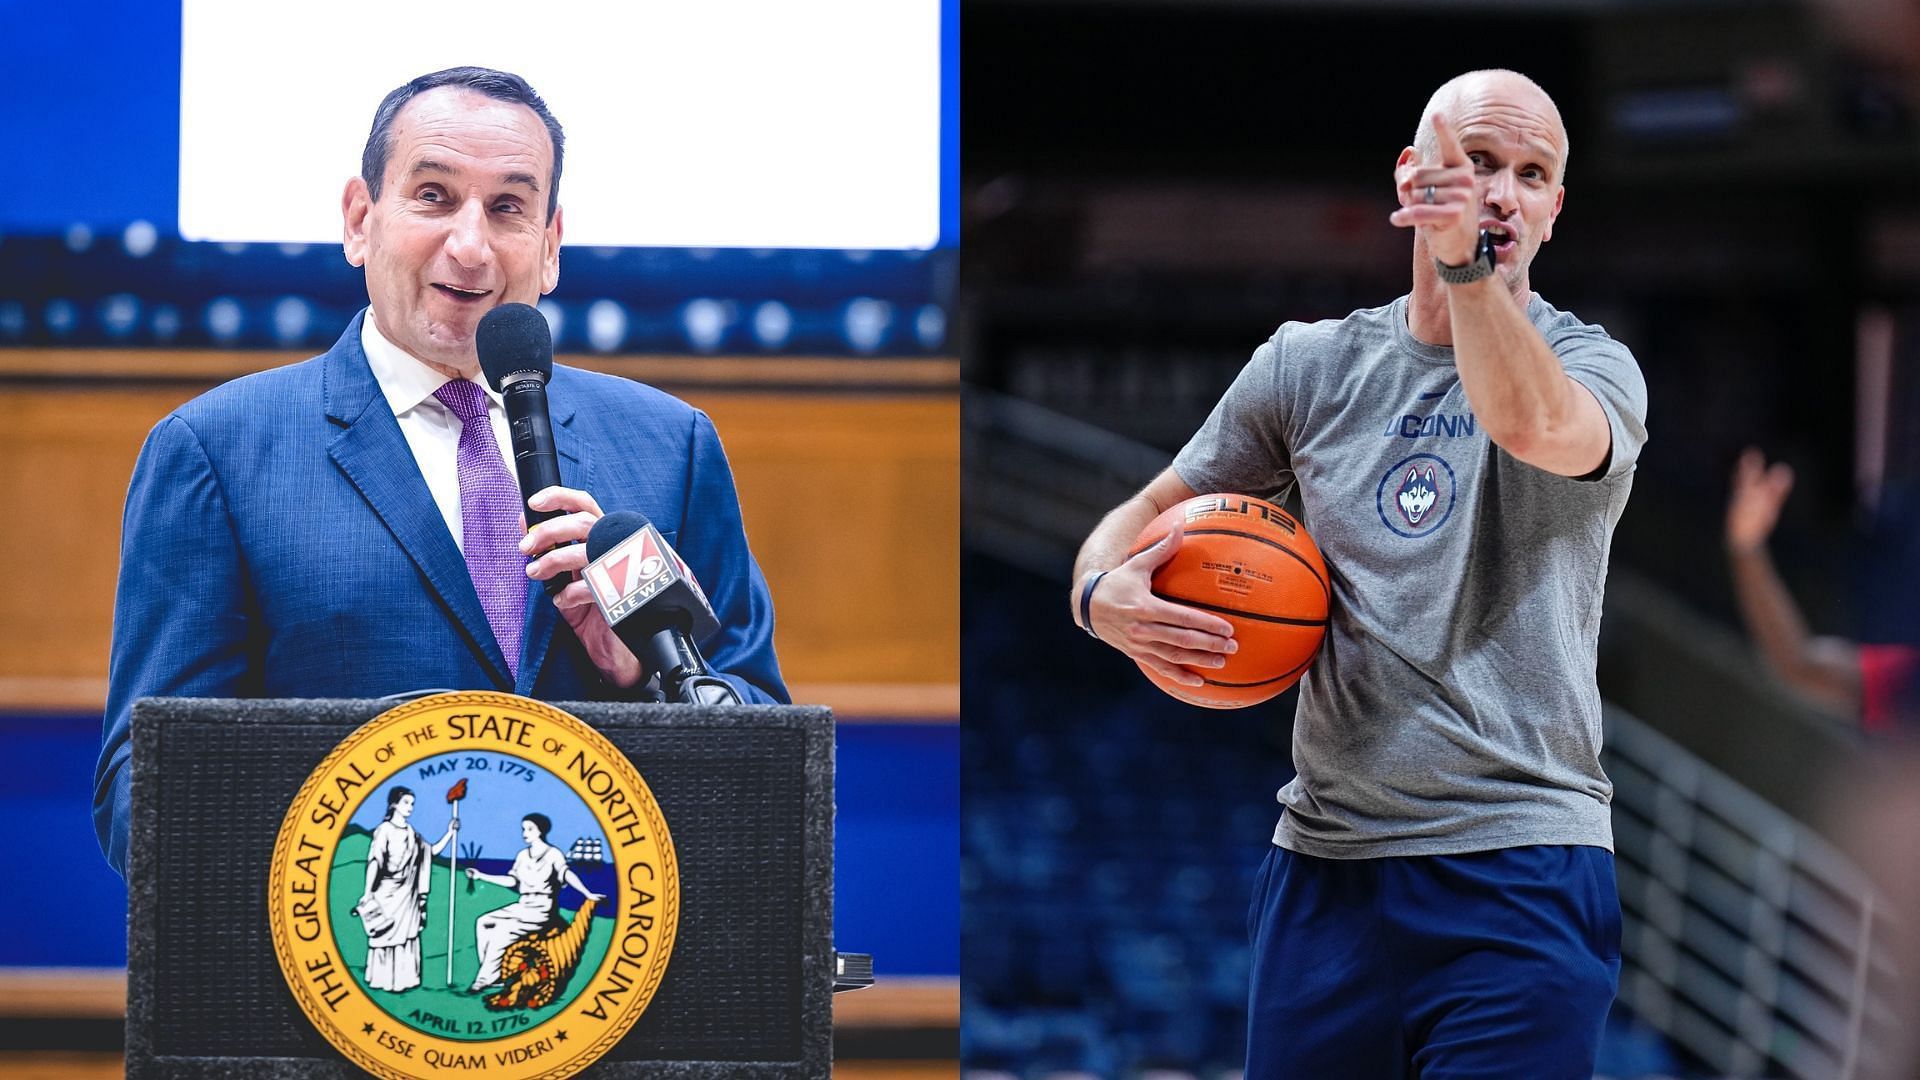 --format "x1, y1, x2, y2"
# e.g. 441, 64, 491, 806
1173, 293, 1648, 858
